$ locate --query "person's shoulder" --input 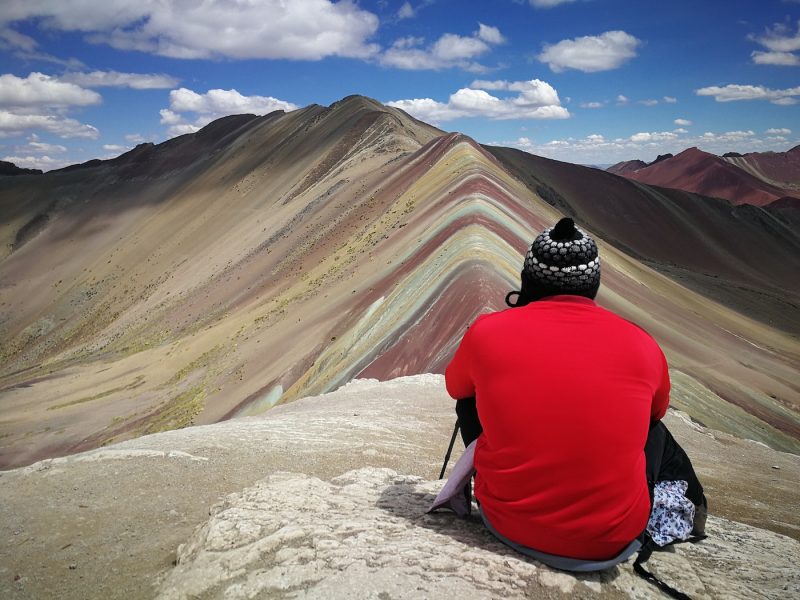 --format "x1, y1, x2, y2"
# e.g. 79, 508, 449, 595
595, 305, 662, 345
469, 308, 515, 332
